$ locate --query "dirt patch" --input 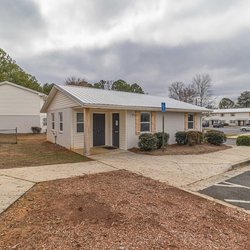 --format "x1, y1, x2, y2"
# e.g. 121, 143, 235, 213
0, 134, 90, 169
0, 170, 249, 249
129, 143, 231, 155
